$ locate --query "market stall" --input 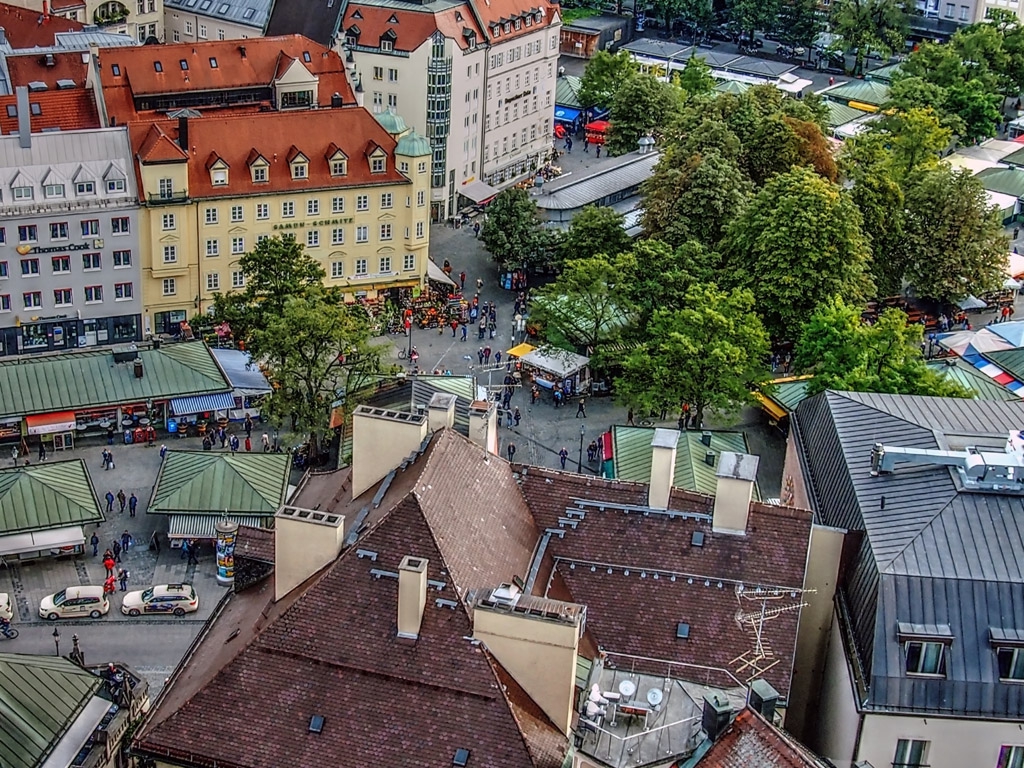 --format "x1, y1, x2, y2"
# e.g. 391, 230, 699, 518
519, 346, 591, 396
